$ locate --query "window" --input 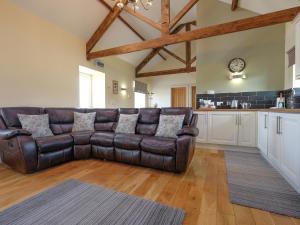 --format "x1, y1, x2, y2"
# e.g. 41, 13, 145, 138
134, 92, 146, 108
293, 65, 300, 88
79, 66, 105, 108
